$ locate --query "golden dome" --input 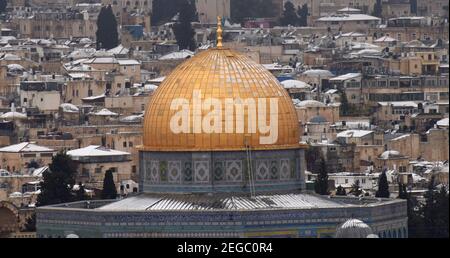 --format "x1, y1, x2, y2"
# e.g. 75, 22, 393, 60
141, 48, 302, 151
